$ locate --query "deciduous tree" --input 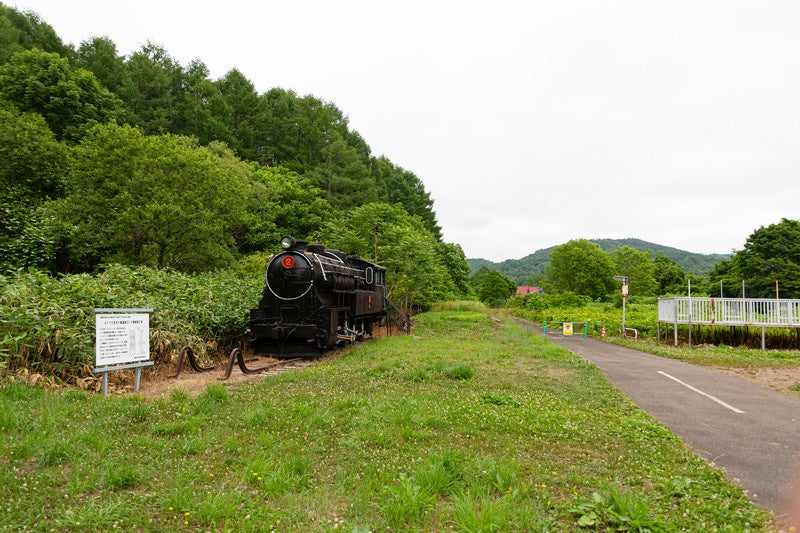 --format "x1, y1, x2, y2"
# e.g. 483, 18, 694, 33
56, 123, 253, 272
0, 107, 66, 271
546, 239, 616, 298
244, 165, 332, 252
613, 246, 658, 296
0, 5, 69, 64
0, 49, 121, 141
654, 254, 686, 295
478, 270, 517, 307
316, 203, 459, 310
732, 218, 800, 298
